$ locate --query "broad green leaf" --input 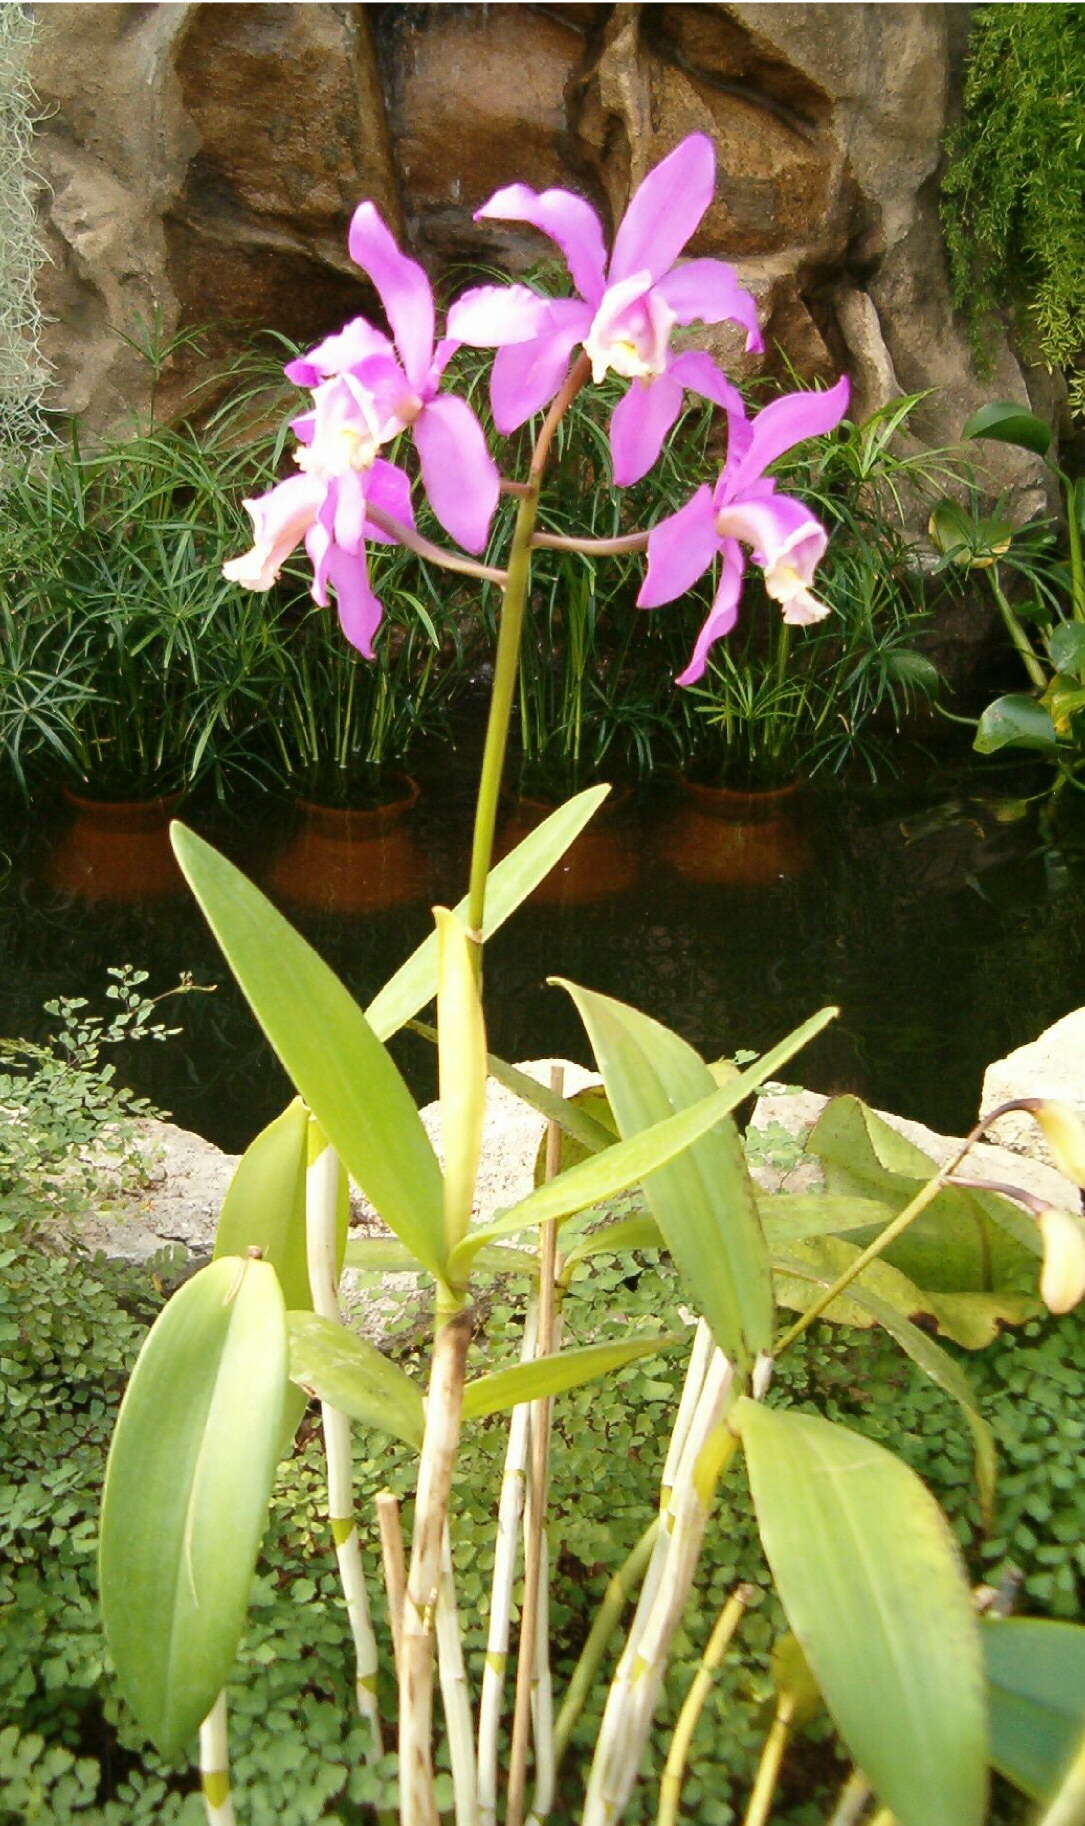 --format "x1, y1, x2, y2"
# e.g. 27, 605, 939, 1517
434, 908, 487, 1256
975, 694, 1059, 756
533, 1082, 620, 1183
462, 1334, 680, 1420
1048, 622, 1085, 680
171, 824, 446, 1282
343, 1235, 537, 1278
487, 1053, 614, 1156
758, 1193, 898, 1248
808, 1094, 1041, 1298
737, 1400, 987, 1826
775, 1255, 997, 1521
928, 499, 1014, 568
99, 1257, 288, 1758
773, 1232, 1035, 1348
214, 1099, 343, 1310
562, 1213, 663, 1271
983, 1618, 1085, 1802
364, 784, 610, 1040
770, 1633, 822, 1727
286, 1311, 424, 1449
962, 401, 1052, 457
448, 1006, 836, 1293
1044, 678, 1085, 736
560, 983, 774, 1373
